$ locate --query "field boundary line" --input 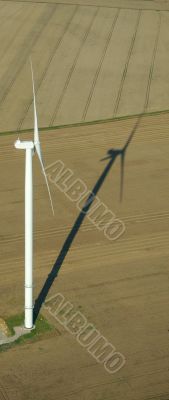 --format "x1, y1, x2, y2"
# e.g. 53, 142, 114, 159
2, 0, 169, 12
1, 108, 169, 137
